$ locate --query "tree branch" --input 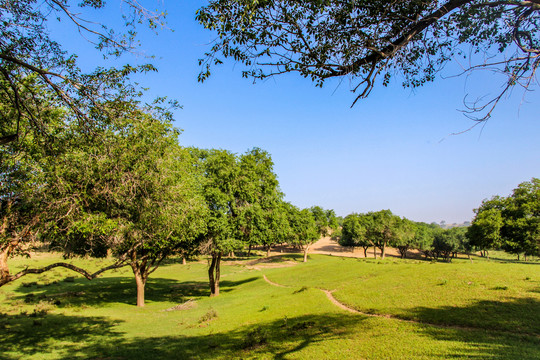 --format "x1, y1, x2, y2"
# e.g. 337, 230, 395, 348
0, 260, 129, 287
